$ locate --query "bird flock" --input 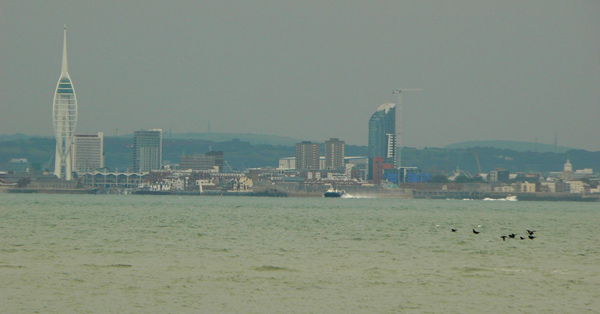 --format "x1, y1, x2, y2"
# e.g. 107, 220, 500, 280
451, 228, 537, 240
